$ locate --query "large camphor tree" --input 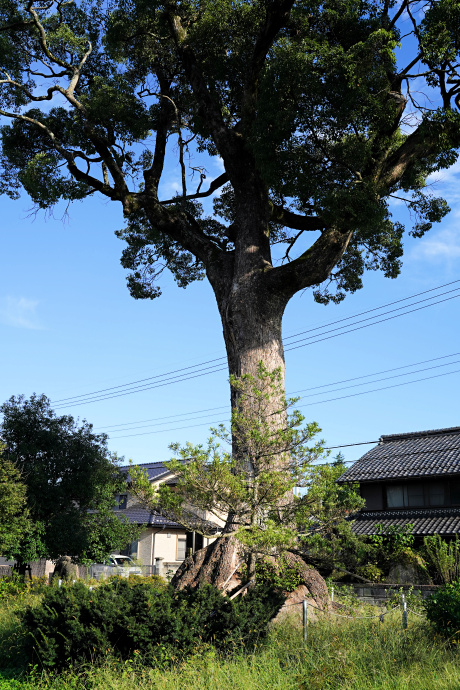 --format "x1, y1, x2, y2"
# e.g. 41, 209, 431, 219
1, 0, 460, 584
